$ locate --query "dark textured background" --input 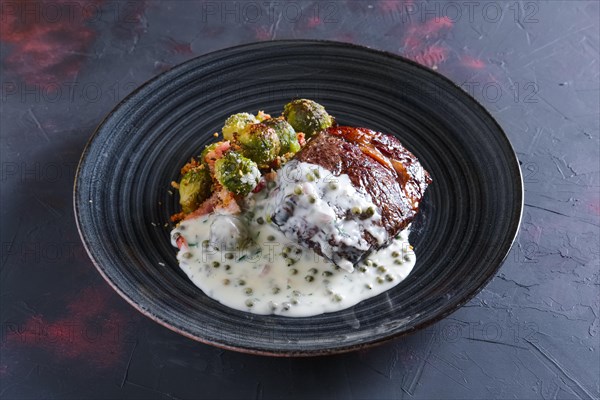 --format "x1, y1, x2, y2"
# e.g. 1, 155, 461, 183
1, 1, 598, 399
